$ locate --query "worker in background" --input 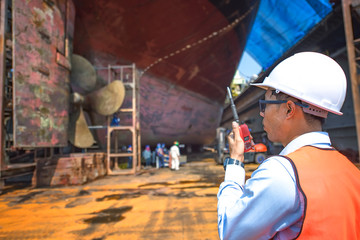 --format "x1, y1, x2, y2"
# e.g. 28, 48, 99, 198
142, 145, 152, 168
169, 141, 181, 171
162, 143, 168, 154
110, 113, 120, 126
127, 145, 132, 169
151, 148, 157, 167
218, 52, 360, 240
156, 143, 164, 168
